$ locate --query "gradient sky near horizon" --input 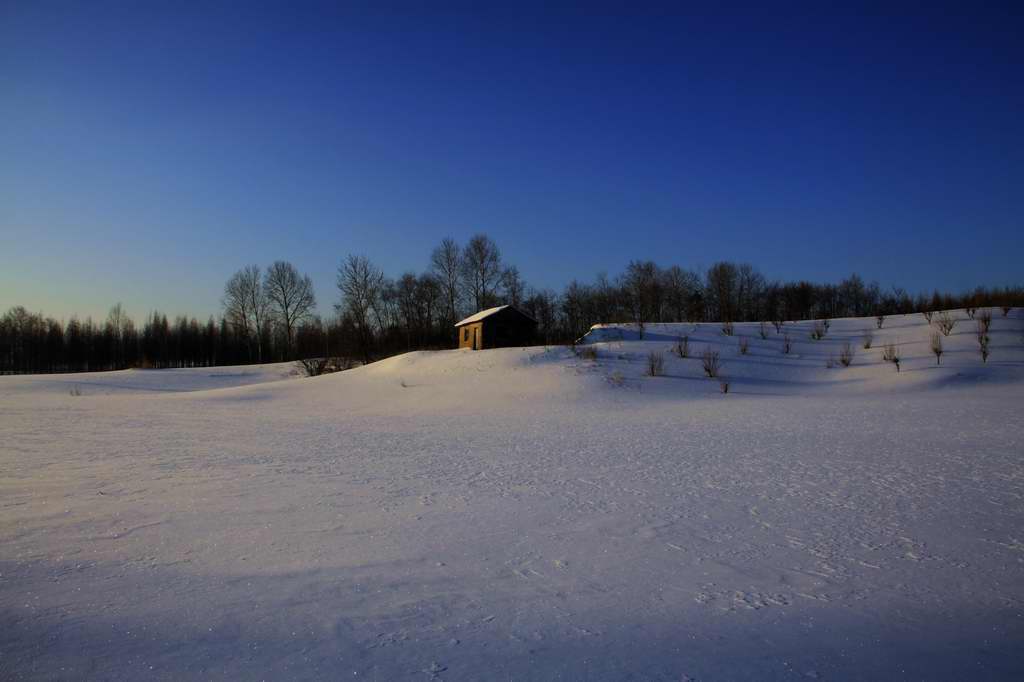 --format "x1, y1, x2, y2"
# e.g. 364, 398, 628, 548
2, 2, 1022, 321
